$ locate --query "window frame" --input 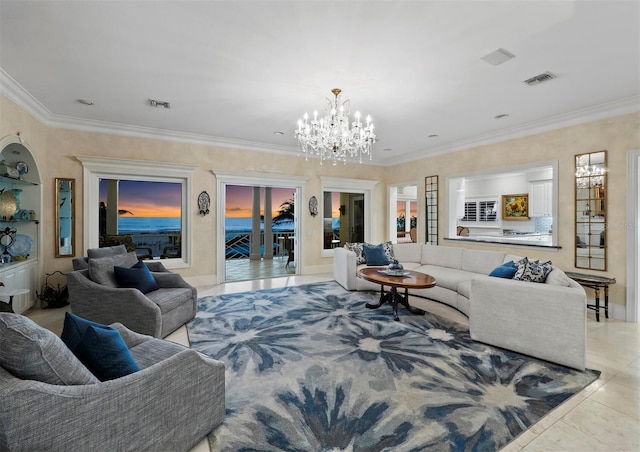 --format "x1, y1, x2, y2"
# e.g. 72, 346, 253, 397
77, 156, 196, 268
